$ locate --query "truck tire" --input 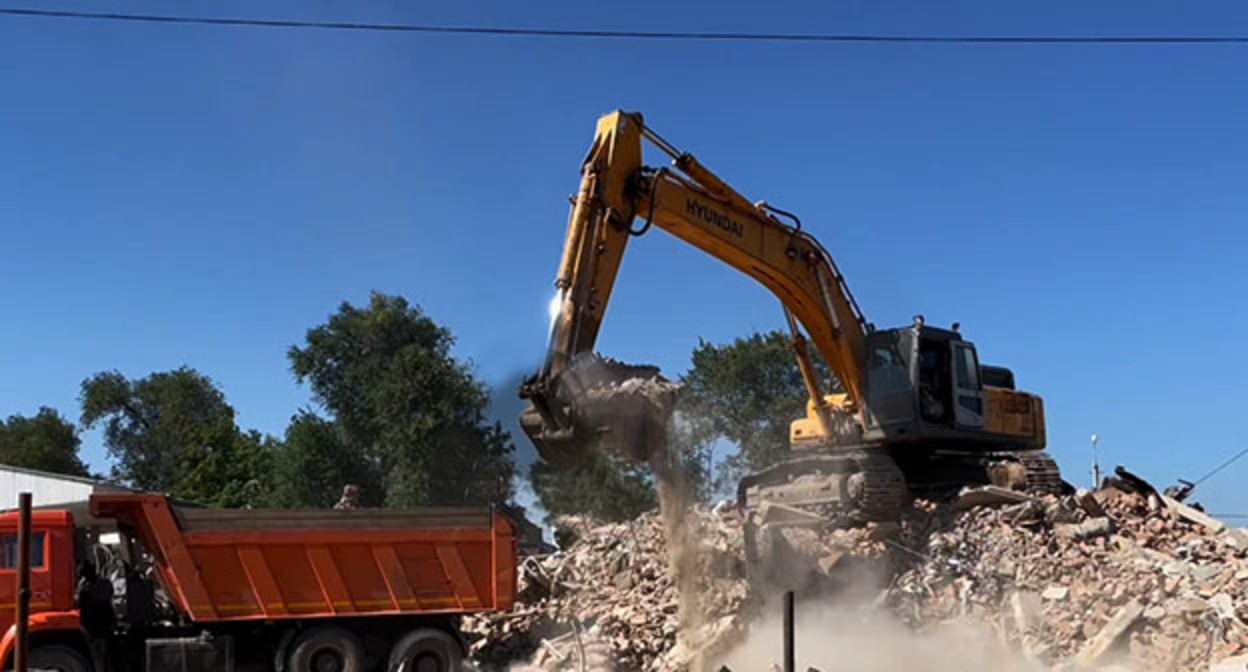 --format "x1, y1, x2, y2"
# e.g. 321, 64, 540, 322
288, 626, 365, 672
387, 628, 462, 672
29, 645, 91, 672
